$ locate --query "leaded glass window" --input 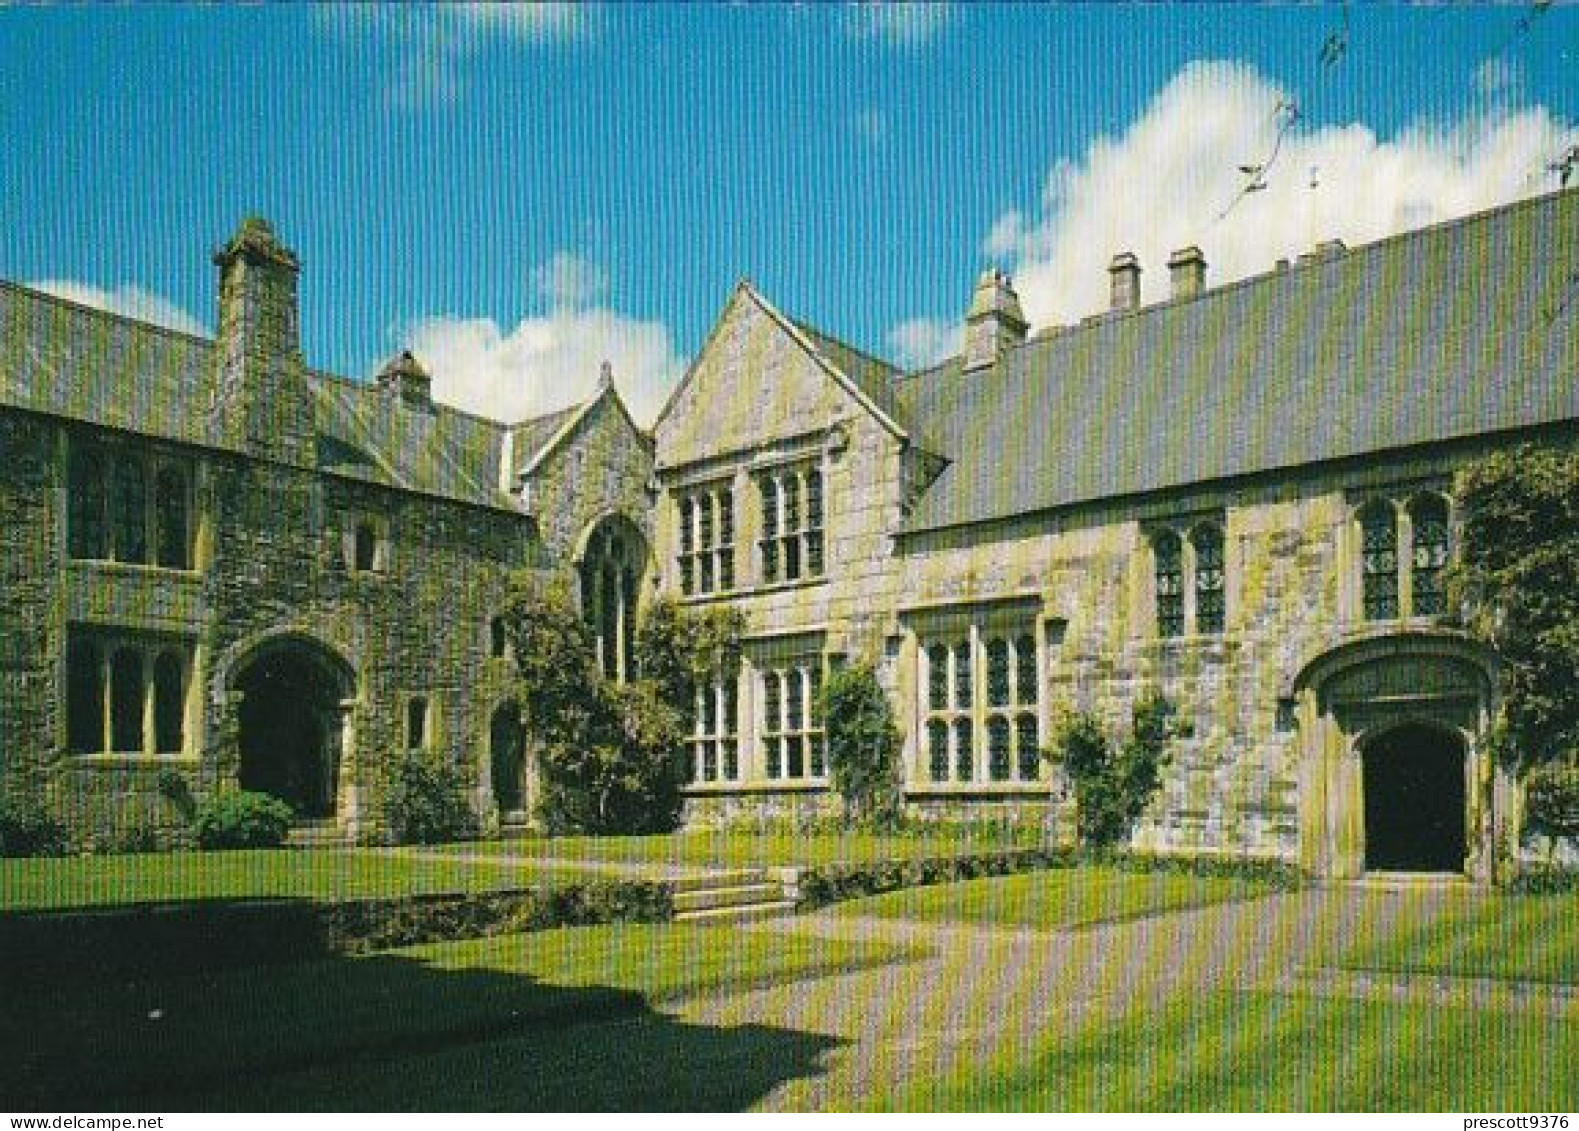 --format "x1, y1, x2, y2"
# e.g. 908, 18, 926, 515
1410, 495, 1450, 617
1155, 530, 1184, 638
1192, 524, 1225, 635
1361, 501, 1399, 620
760, 658, 825, 782
677, 482, 734, 596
